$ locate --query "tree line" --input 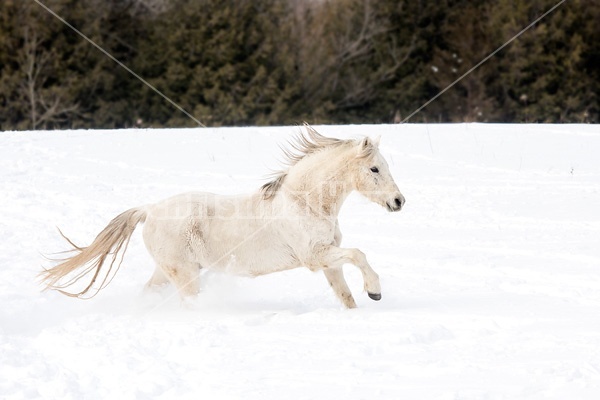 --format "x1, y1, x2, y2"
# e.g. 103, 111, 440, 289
0, 0, 598, 130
